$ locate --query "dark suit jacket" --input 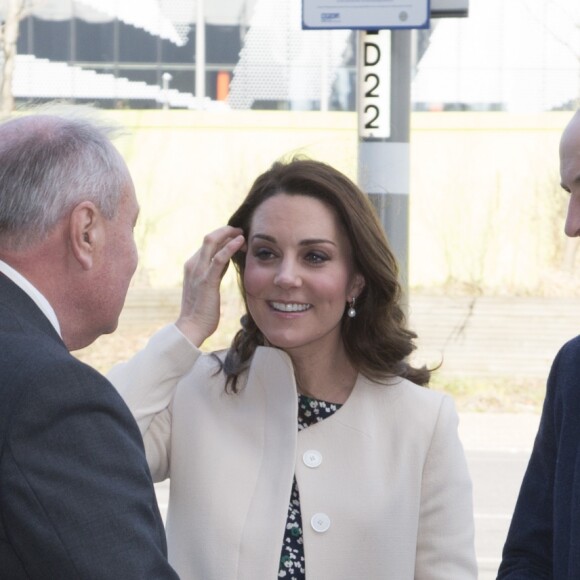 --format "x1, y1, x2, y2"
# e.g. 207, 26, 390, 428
0, 273, 178, 579
498, 335, 580, 579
